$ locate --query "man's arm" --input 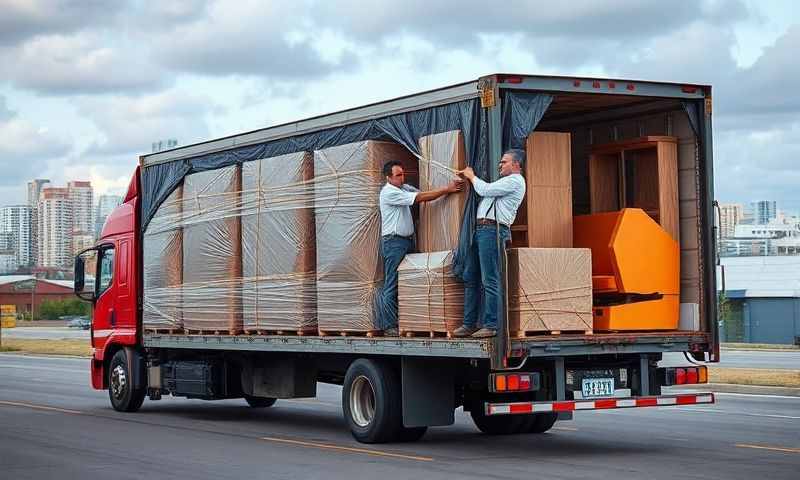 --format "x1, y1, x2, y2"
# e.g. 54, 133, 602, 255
414, 179, 463, 204
459, 167, 519, 197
